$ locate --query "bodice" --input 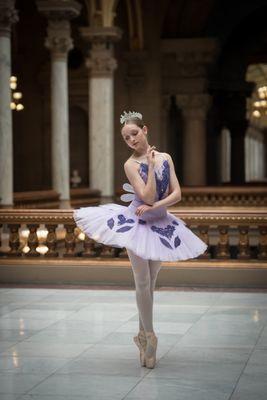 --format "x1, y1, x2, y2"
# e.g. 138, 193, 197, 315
138, 159, 170, 201
128, 154, 170, 208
